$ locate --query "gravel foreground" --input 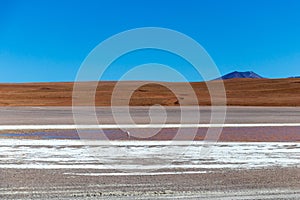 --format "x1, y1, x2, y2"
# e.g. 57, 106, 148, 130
1, 167, 299, 199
